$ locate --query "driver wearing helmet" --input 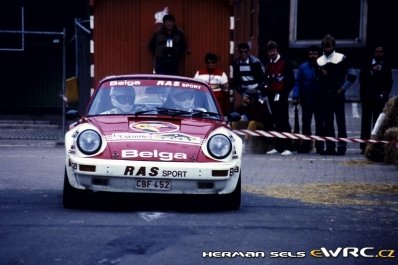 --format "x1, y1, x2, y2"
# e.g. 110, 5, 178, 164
168, 88, 196, 111
103, 86, 135, 114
